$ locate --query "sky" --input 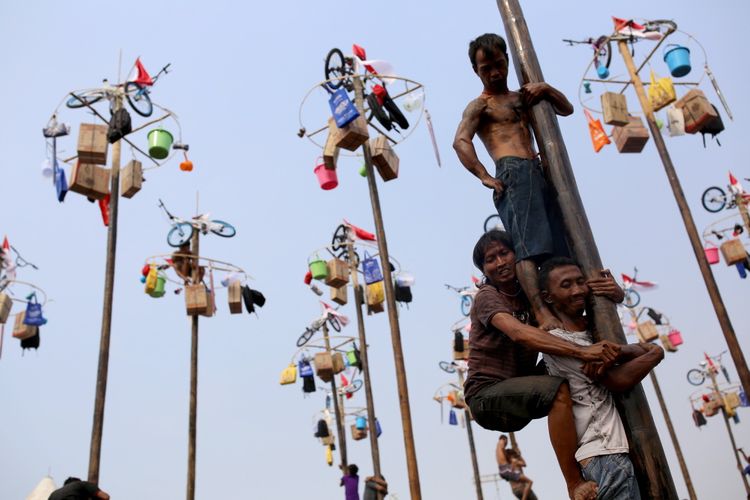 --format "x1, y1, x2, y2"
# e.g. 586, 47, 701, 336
1, 1, 749, 499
